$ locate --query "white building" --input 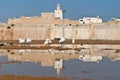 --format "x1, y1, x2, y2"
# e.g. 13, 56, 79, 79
79, 16, 102, 24
54, 4, 63, 20
110, 18, 120, 22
